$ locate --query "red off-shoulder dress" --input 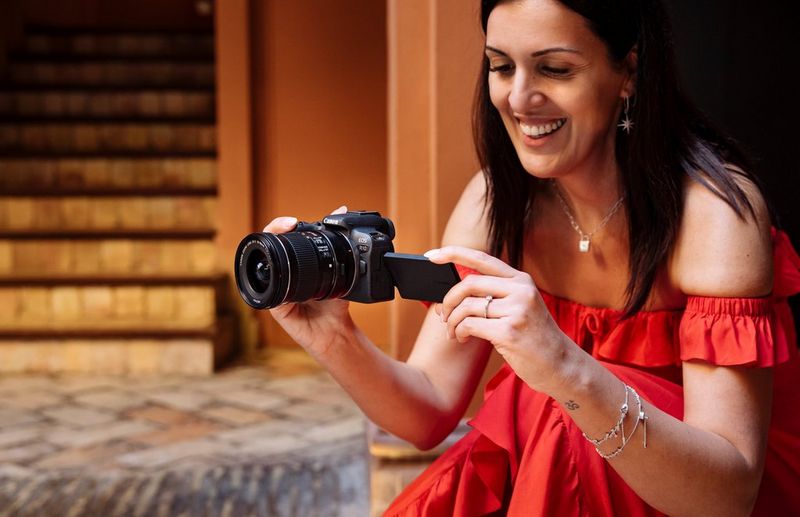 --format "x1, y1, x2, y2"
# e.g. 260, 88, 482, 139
385, 229, 800, 516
